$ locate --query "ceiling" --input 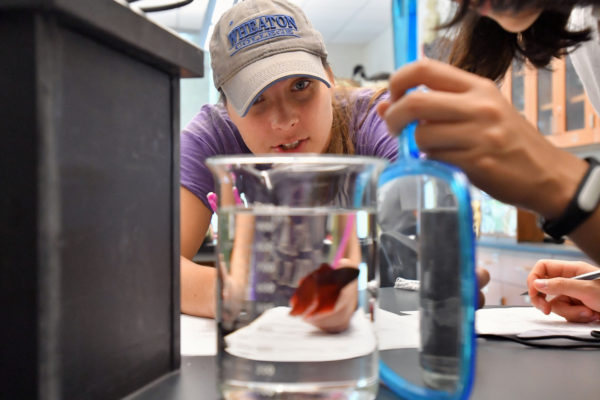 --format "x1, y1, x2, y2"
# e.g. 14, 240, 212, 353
139, 0, 393, 45
291, 0, 392, 44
